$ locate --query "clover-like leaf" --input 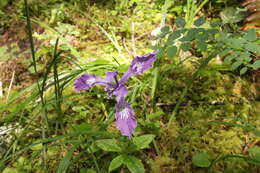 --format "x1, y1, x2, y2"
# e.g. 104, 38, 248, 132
175, 17, 186, 28
194, 16, 205, 27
